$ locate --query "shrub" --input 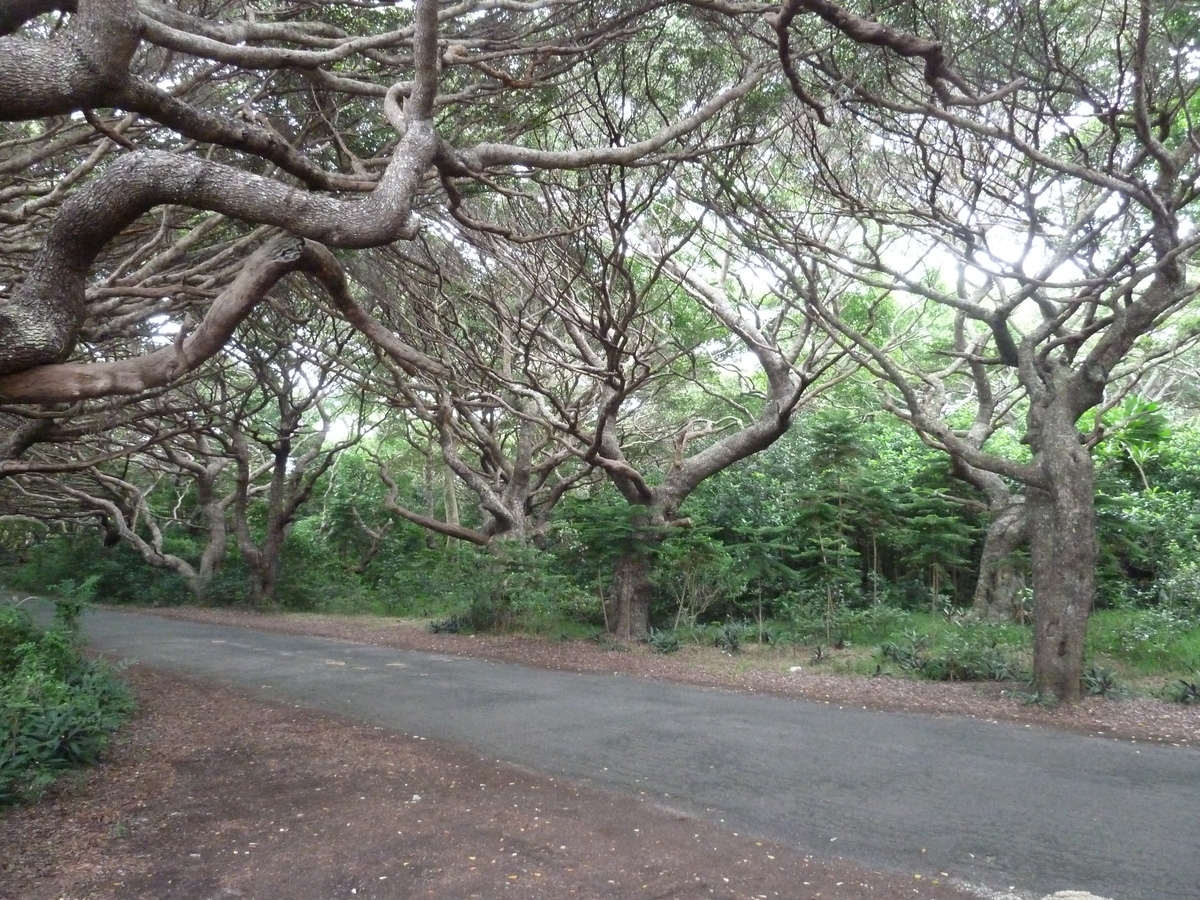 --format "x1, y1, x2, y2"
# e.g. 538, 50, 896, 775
875, 627, 1027, 682
455, 545, 594, 633
5, 533, 190, 607
1087, 607, 1200, 673
878, 629, 932, 671
428, 615, 466, 635
0, 615, 134, 805
48, 574, 100, 629
1160, 676, 1200, 705
0, 605, 38, 677
651, 533, 746, 628
712, 620, 753, 654
646, 627, 681, 655
1082, 664, 1125, 698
